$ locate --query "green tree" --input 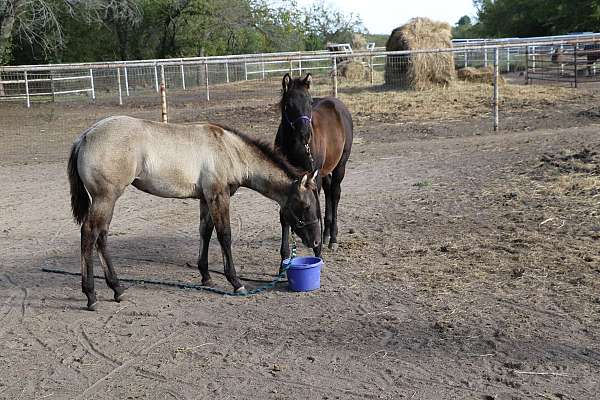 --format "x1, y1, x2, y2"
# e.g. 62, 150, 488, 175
2, 0, 367, 64
474, 0, 600, 37
452, 15, 478, 38
0, 0, 70, 65
302, 1, 364, 50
